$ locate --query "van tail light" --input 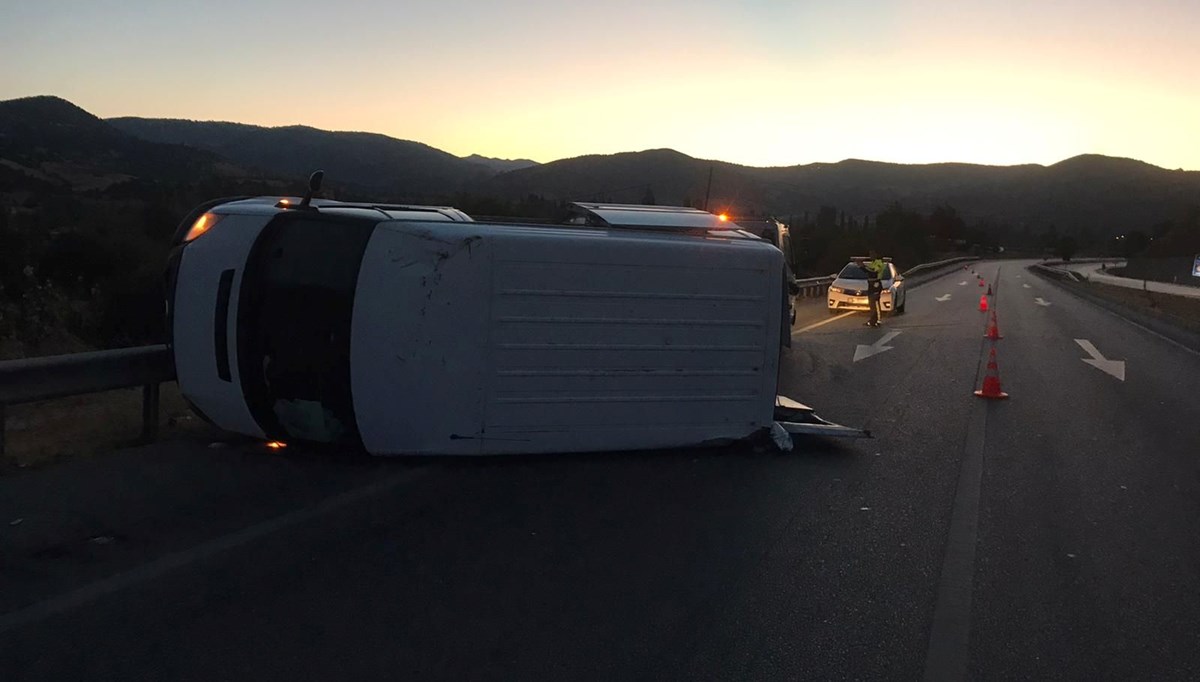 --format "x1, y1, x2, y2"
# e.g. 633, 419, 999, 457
183, 213, 223, 242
